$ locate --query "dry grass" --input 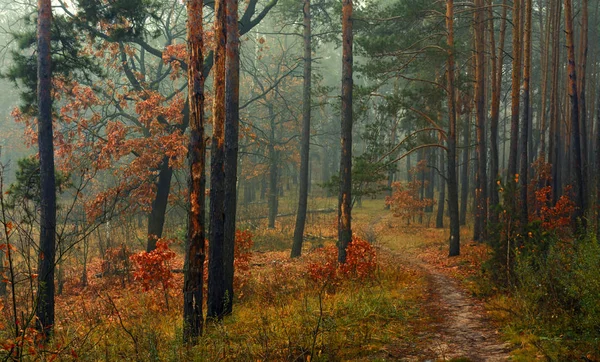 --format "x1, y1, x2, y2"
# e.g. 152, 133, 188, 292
1, 198, 444, 361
